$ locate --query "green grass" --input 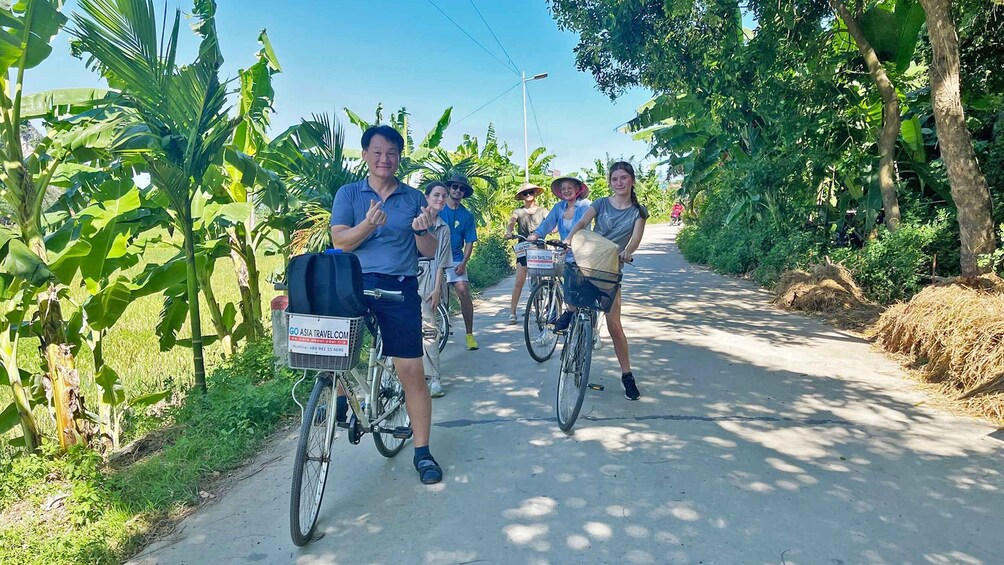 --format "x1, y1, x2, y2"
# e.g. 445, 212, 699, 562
0, 340, 299, 565
1, 237, 284, 442
0, 232, 516, 564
